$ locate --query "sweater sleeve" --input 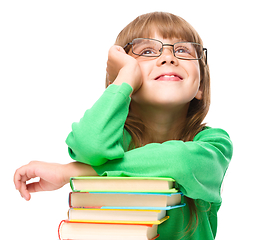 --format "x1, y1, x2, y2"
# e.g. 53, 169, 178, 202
66, 82, 233, 203
65, 83, 133, 166
93, 128, 233, 203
